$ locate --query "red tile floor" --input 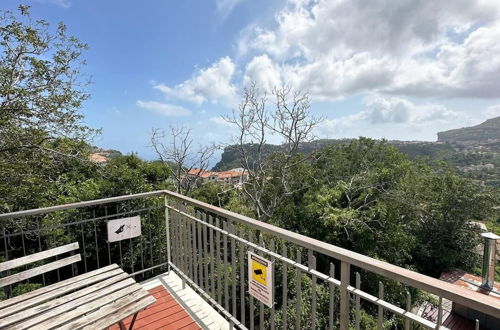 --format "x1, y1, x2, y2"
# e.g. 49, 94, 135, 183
109, 285, 202, 330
